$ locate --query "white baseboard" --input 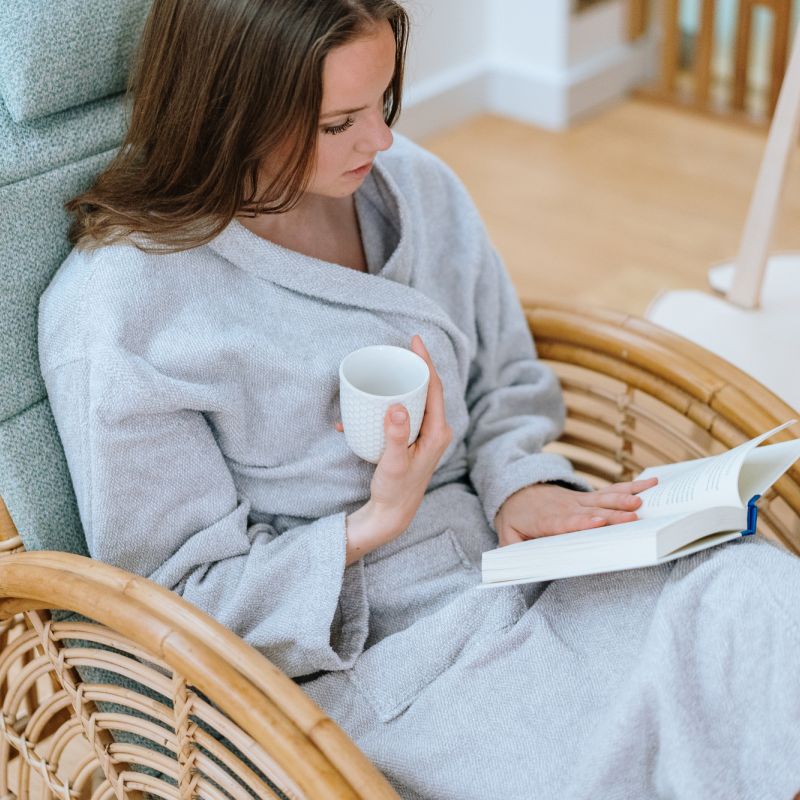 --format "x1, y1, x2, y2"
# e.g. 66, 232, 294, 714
396, 37, 657, 138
